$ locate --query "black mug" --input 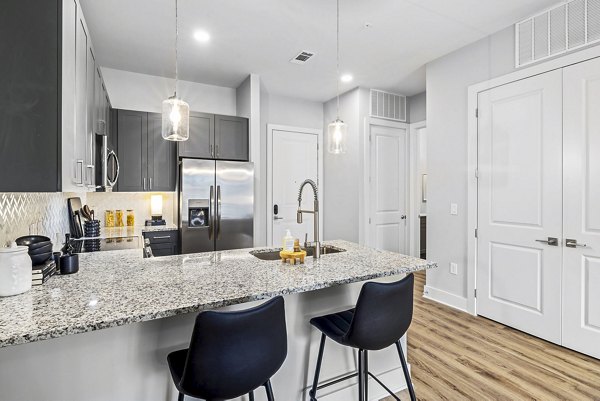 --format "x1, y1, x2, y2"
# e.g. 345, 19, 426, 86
59, 254, 79, 274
